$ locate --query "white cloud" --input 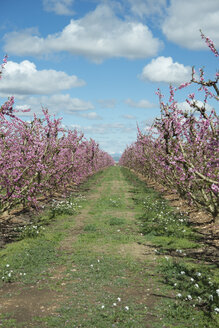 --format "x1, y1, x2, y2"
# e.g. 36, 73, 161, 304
177, 101, 213, 112
108, 151, 122, 155
140, 117, 157, 127
127, 0, 167, 18
70, 122, 135, 135
4, 4, 162, 62
140, 56, 192, 85
125, 98, 157, 108
123, 114, 137, 119
97, 99, 116, 108
162, 0, 219, 49
0, 60, 85, 96
14, 94, 94, 115
68, 121, 138, 154
79, 112, 102, 120
43, 0, 75, 15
